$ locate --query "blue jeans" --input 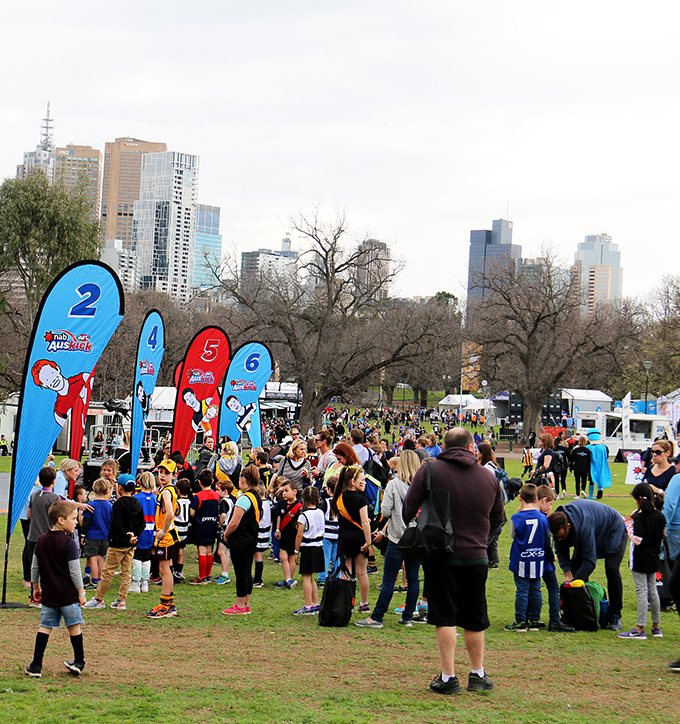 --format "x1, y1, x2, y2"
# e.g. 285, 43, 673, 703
666, 529, 680, 561
514, 574, 542, 622
371, 541, 420, 623
319, 538, 339, 583
542, 569, 560, 623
